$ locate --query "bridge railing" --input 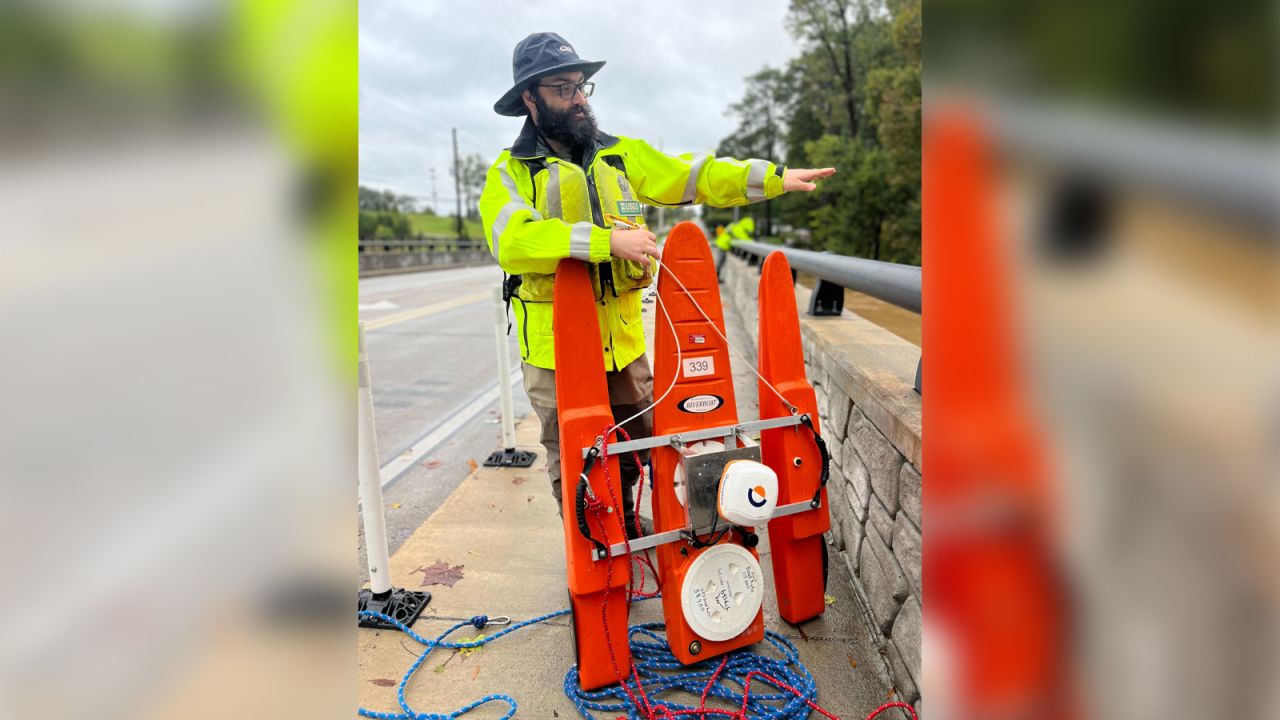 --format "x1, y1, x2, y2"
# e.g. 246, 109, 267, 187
730, 240, 922, 393
731, 240, 922, 316
358, 236, 487, 254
